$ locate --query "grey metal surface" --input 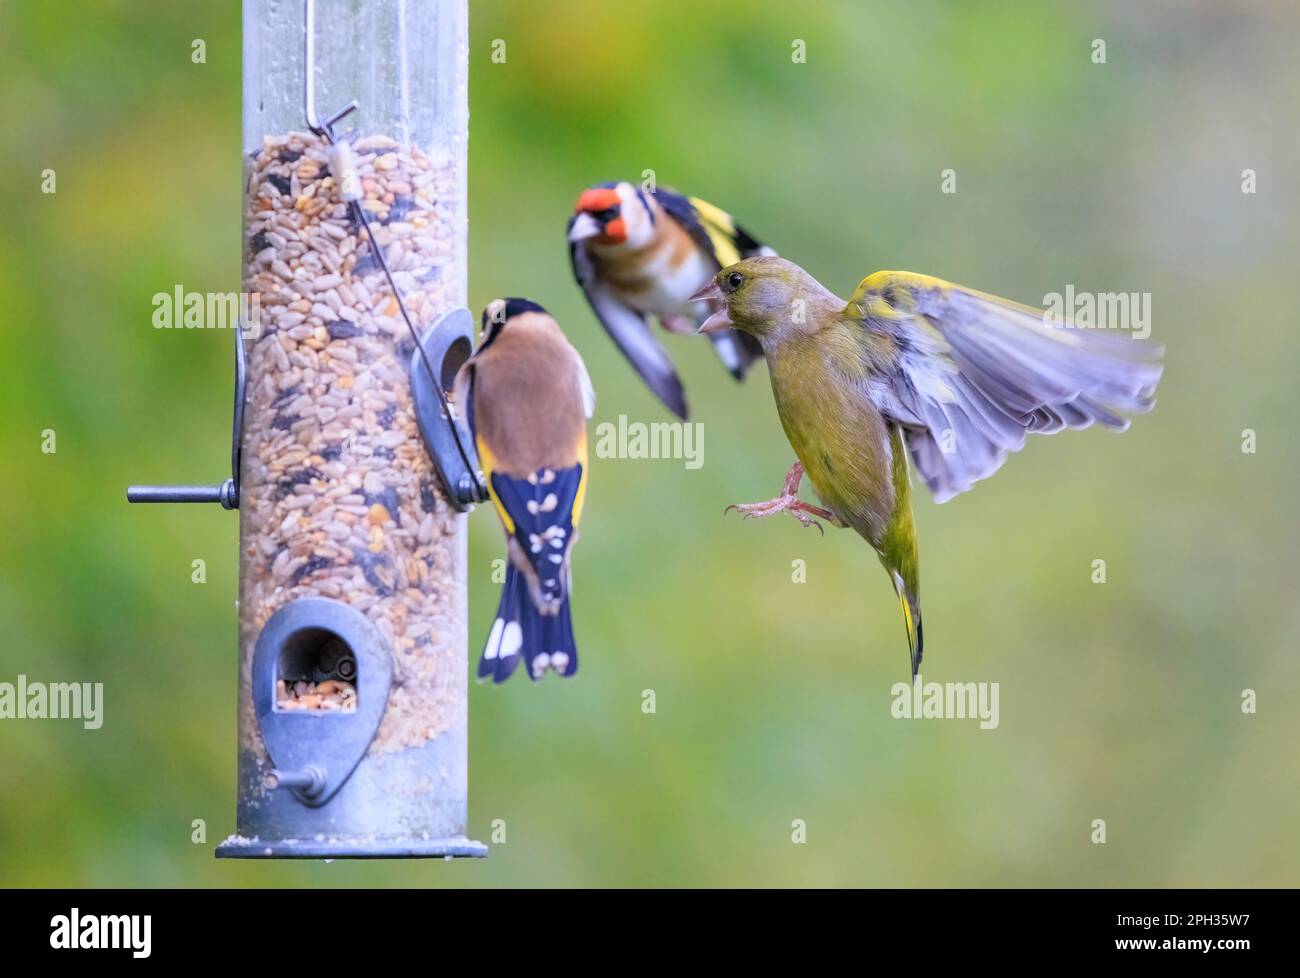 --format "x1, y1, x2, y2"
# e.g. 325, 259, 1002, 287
223, 734, 481, 856
216, 835, 488, 859
126, 483, 233, 505
252, 598, 391, 807
411, 306, 488, 510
